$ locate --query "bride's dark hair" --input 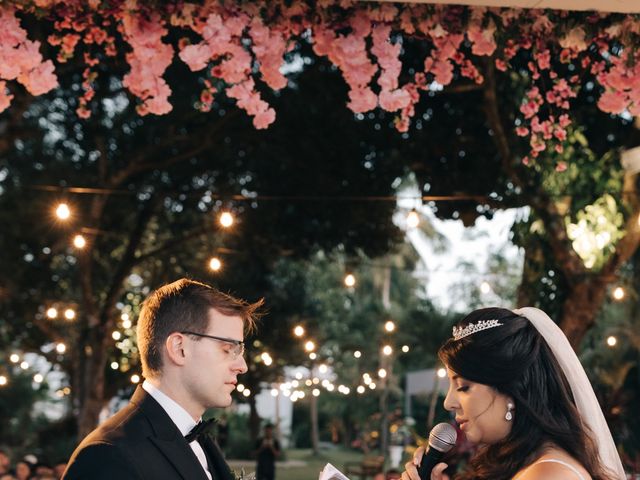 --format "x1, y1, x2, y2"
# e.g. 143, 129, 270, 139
438, 307, 615, 480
